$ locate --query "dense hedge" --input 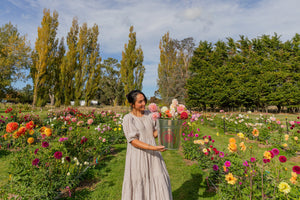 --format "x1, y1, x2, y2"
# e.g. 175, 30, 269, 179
186, 33, 300, 112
